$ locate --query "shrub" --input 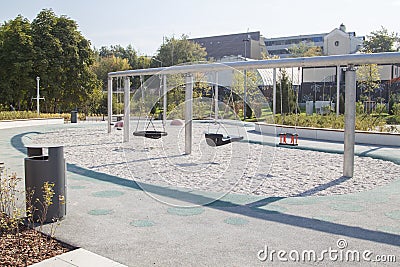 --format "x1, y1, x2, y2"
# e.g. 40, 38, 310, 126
392, 103, 400, 117
0, 111, 86, 121
274, 113, 387, 131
